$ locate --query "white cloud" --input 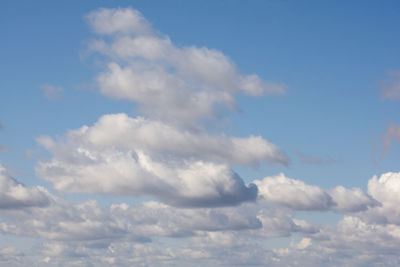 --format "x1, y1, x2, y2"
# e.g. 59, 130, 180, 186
31, 7, 286, 209
364, 172, 400, 224
36, 150, 257, 207
46, 7, 290, 208
0, 247, 25, 267
304, 215, 400, 266
254, 173, 377, 212
0, 164, 49, 209
294, 238, 312, 250
38, 113, 286, 166
35, 113, 290, 207
254, 173, 333, 210
85, 7, 153, 36
86, 7, 286, 127
0, 198, 142, 243
111, 201, 264, 238
328, 186, 378, 212
0, 192, 320, 266
1, 172, 399, 266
